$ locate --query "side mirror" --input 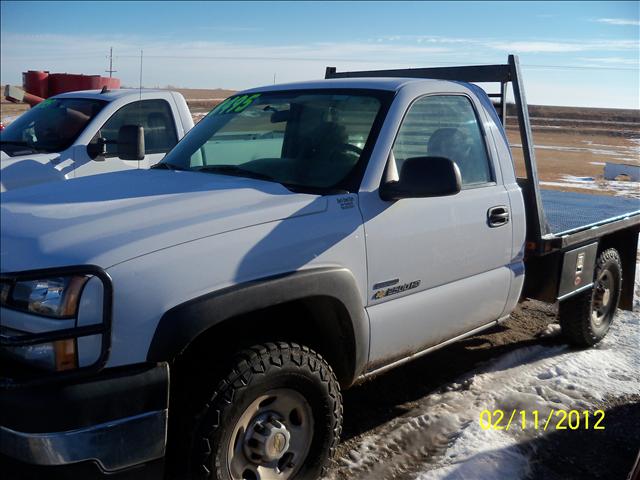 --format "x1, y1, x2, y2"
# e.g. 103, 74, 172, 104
117, 125, 145, 160
87, 138, 107, 160
380, 156, 462, 201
